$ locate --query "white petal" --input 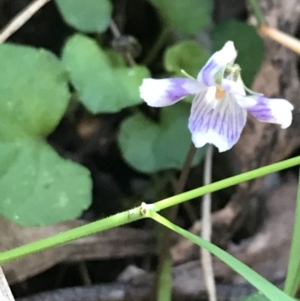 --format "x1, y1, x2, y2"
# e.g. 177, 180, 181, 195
188, 88, 247, 152
197, 41, 237, 87
139, 78, 203, 107
222, 76, 246, 96
238, 95, 294, 129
